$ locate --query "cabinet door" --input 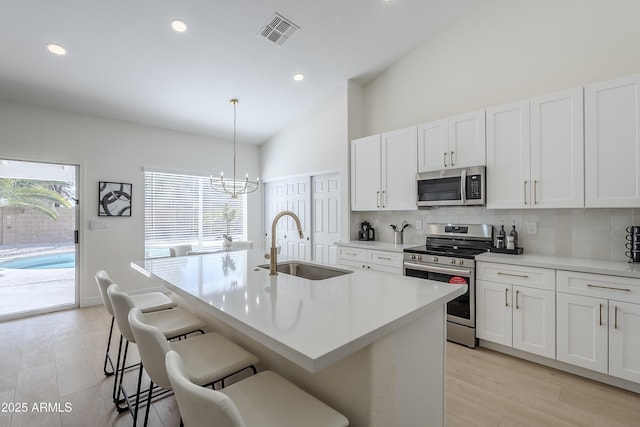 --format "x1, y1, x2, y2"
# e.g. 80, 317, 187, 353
512, 286, 555, 358
609, 300, 640, 383
585, 74, 640, 207
448, 110, 486, 169
417, 119, 448, 172
486, 100, 531, 209
351, 135, 381, 211
530, 88, 584, 208
476, 280, 512, 346
381, 126, 417, 210
556, 292, 608, 373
